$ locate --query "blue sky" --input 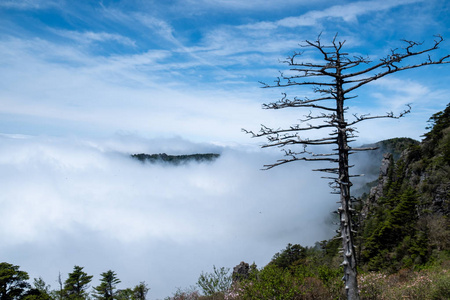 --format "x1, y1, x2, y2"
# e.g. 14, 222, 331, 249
1, 0, 449, 143
1, 1, 450, 299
